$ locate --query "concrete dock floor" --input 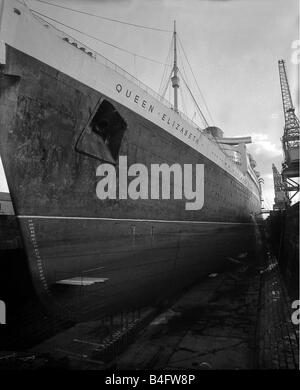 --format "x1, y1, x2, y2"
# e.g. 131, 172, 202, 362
0, 251, 298, 370
115, 254, 298, 370
116, 261, 259, 370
